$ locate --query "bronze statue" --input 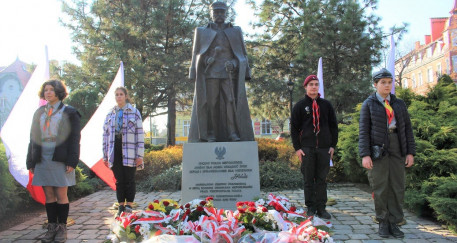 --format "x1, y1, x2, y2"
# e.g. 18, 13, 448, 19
188, 1, 254, 142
